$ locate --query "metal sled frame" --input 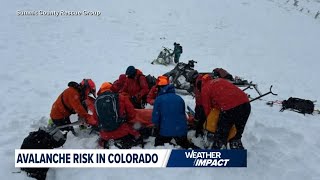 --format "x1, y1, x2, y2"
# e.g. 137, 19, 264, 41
236, 81, 262, 96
